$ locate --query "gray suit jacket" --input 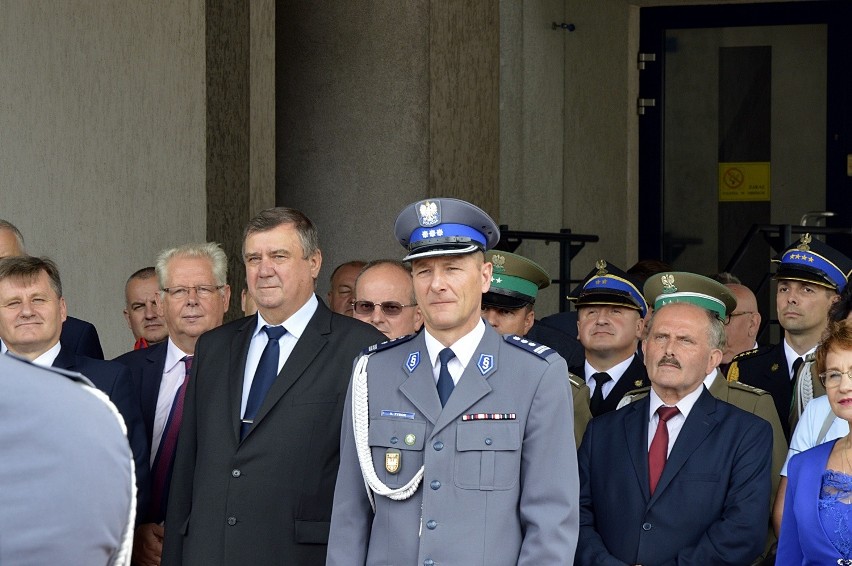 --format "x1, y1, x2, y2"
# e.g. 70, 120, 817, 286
327, 325, 579, 565
162, 298, 384, 566
0, 355, 134, 565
